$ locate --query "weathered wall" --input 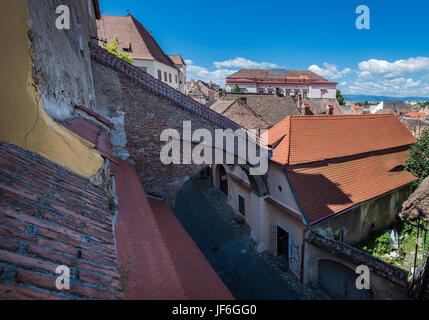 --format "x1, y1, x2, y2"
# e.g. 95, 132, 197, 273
305, 233, 409, 300
0, 0, 103, 178
313, 185, 414, 245
26, 0, 98, 120
92, 61, 219, 205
